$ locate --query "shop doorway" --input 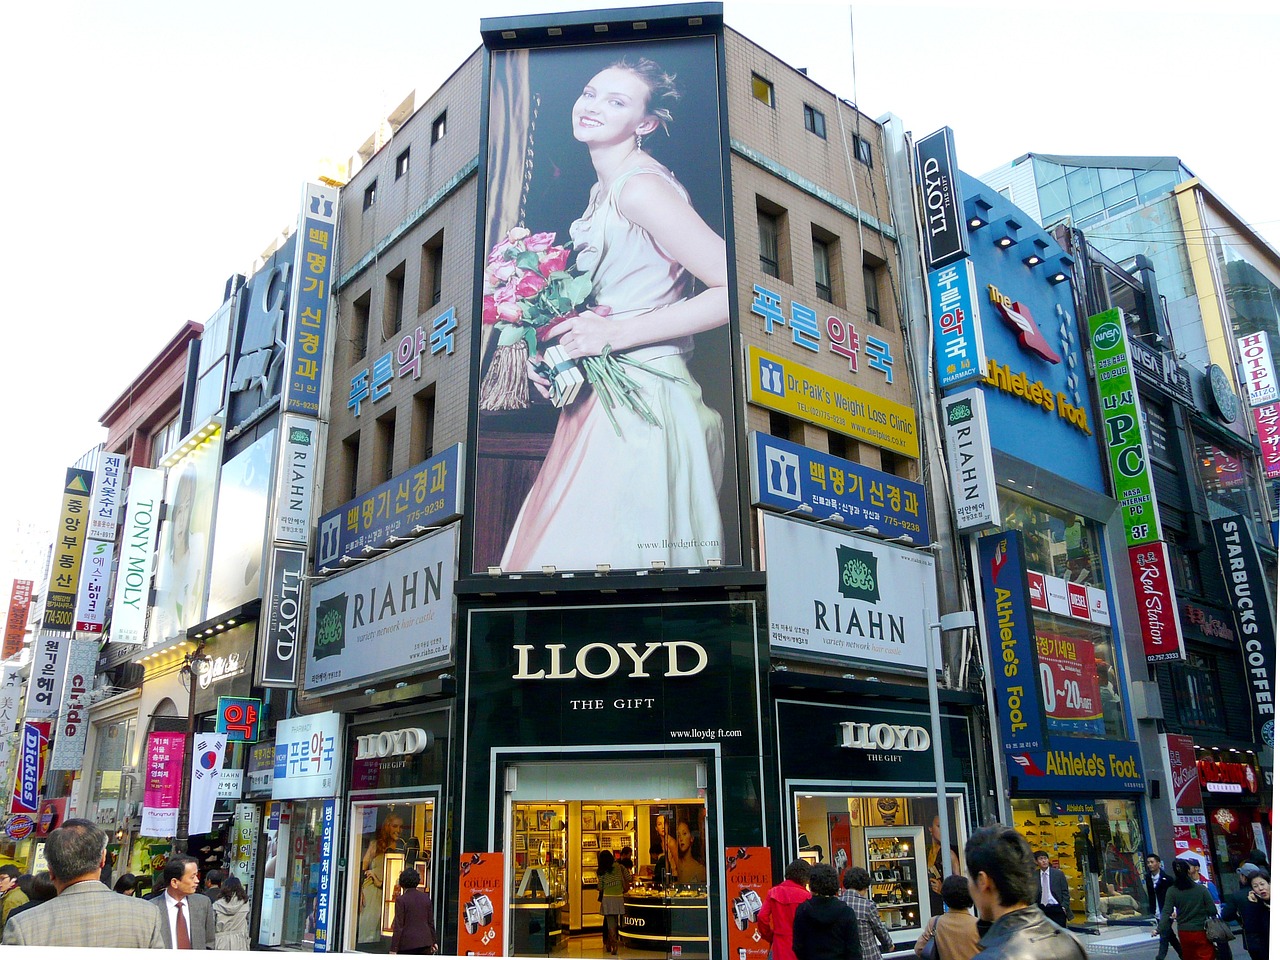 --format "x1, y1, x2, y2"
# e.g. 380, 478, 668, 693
506, 759, 710, 959
347, 797, 437, 953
